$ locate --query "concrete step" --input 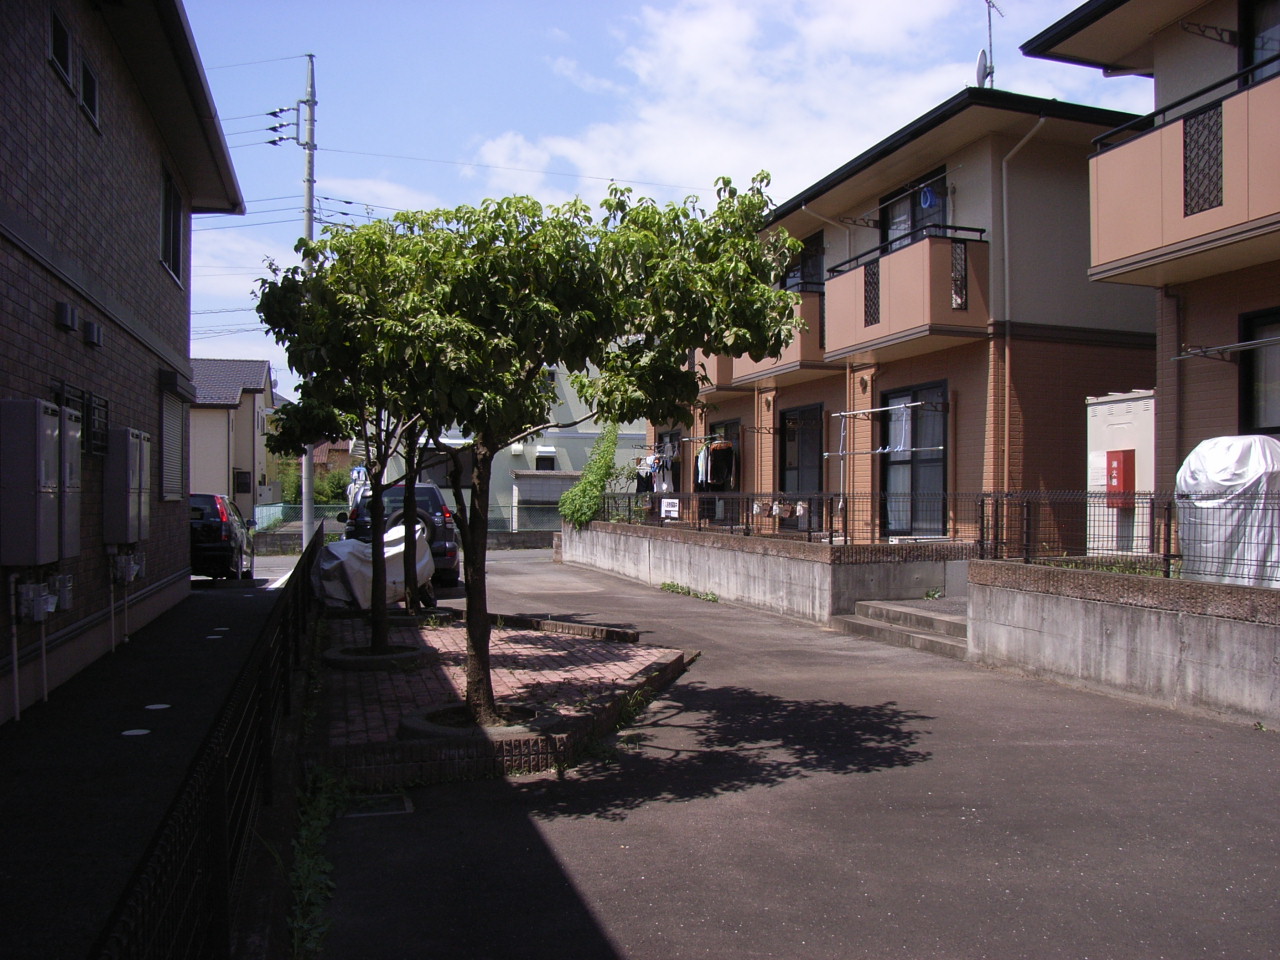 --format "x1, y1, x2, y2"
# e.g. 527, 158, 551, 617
854, 601, 968, 639
830, 601, 968, 660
